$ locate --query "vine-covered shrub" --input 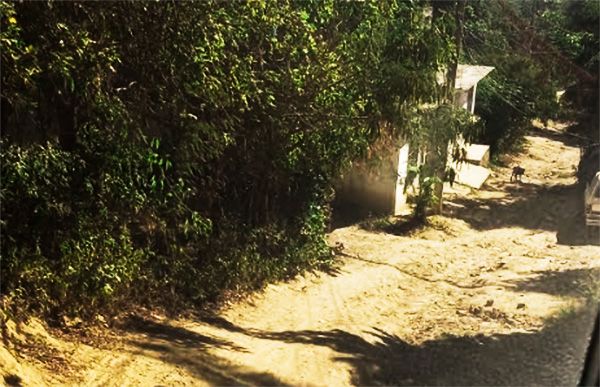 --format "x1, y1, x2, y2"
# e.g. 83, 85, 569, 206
464, 1, 562, 154
1, 139, 145, 316
1, 0, 454, 319
0, 134, 332, 316
404, 104, 482, 221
